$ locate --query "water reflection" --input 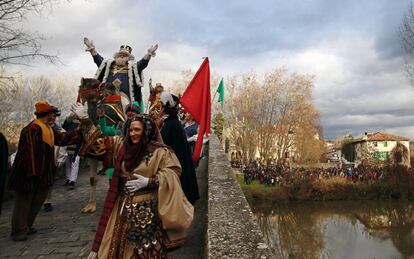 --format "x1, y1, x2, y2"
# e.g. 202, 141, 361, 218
251, 201, 414, 259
